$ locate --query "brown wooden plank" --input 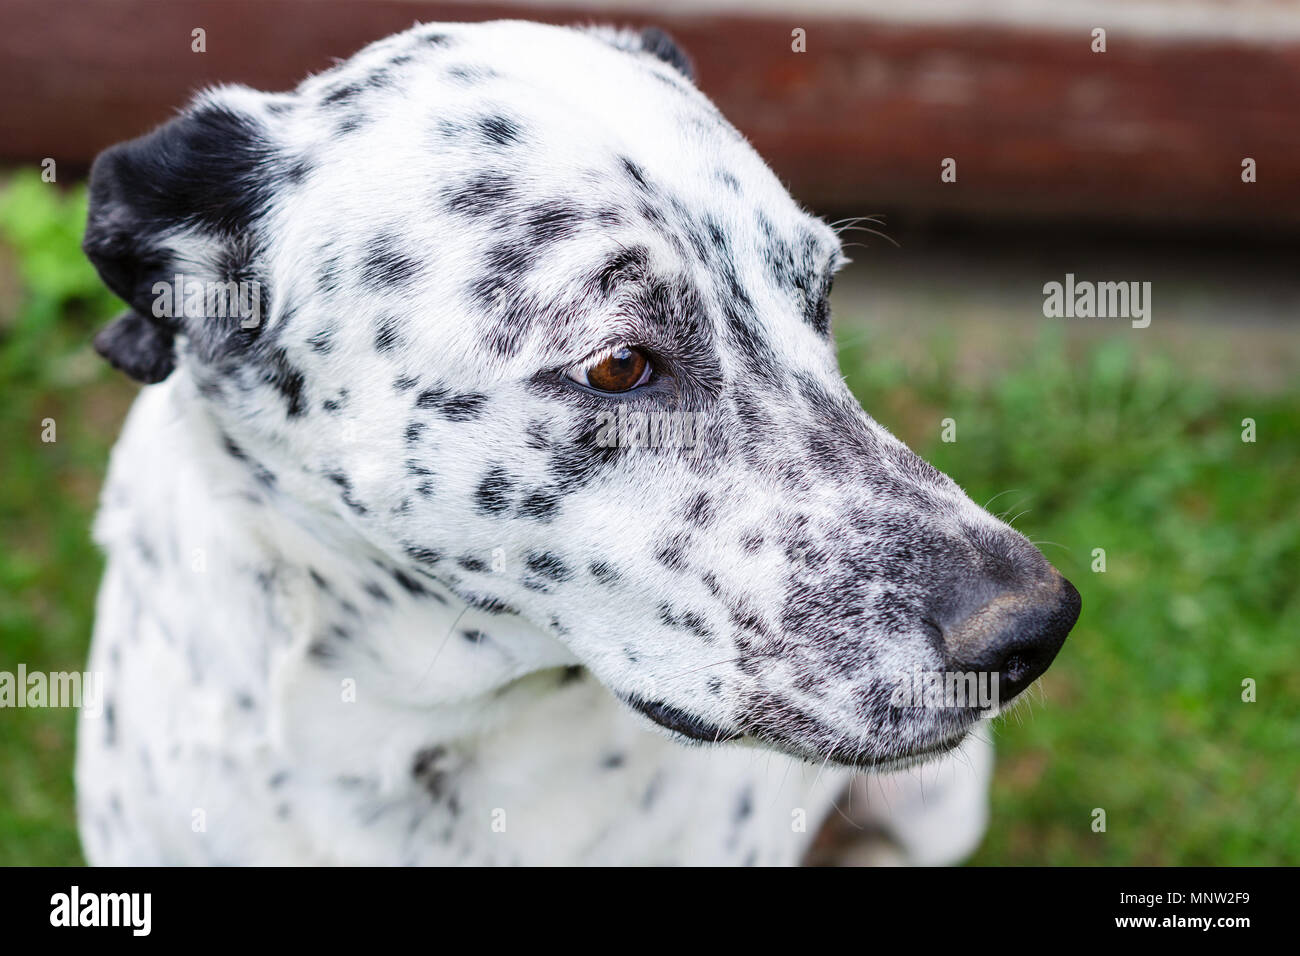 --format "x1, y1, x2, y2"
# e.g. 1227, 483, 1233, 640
2, 0, 1298, 225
